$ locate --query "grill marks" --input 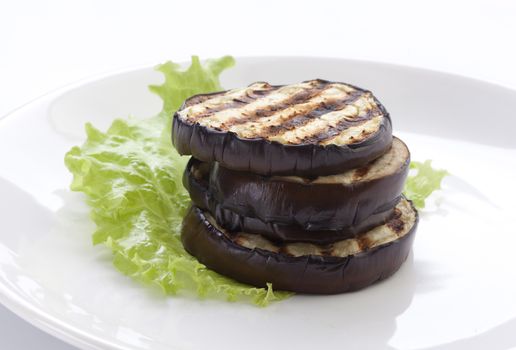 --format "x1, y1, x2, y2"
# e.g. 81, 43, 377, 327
304, 106, 383, 145
187, 84, 278, 122
220, 80, 330, 128
180, 79, 386, 146
260, 89, 366, 138
386, 208, 405, 234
